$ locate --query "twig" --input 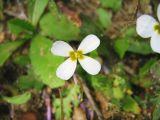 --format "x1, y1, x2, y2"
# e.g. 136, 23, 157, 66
59, 88, 64, 120
75, 74, 104, 120
10, 105, 15, 120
